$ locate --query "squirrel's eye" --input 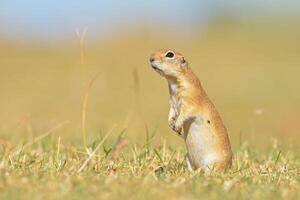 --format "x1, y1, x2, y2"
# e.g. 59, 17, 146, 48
165, 51, 174, 58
